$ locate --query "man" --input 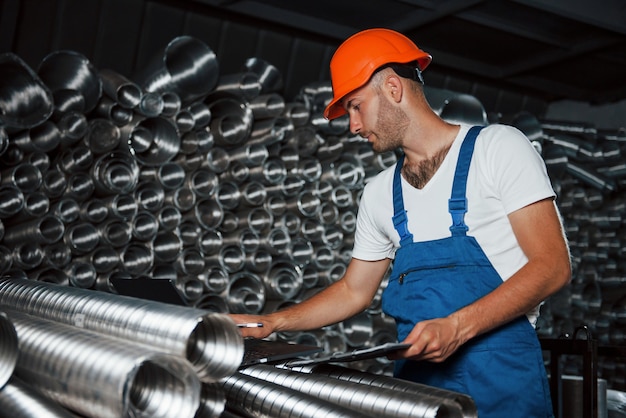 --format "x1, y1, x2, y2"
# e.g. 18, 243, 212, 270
231, 28, 571, 418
